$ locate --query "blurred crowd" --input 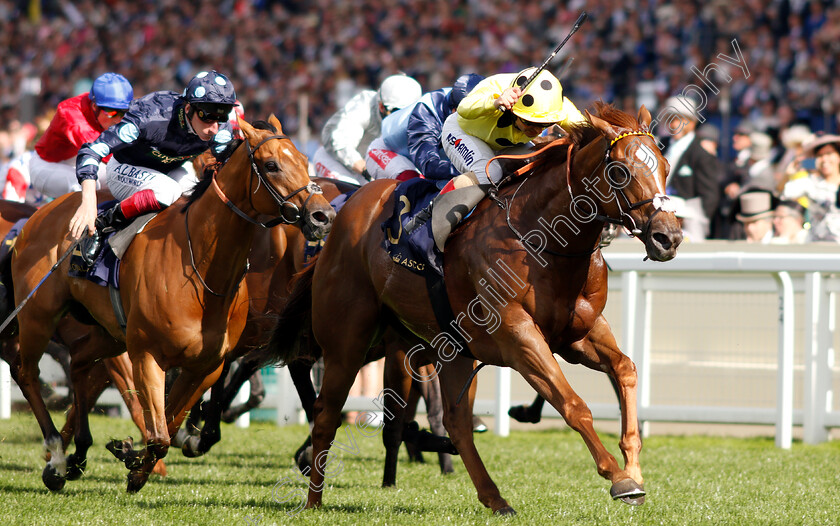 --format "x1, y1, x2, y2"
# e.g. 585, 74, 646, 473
2, 0, 840, 241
